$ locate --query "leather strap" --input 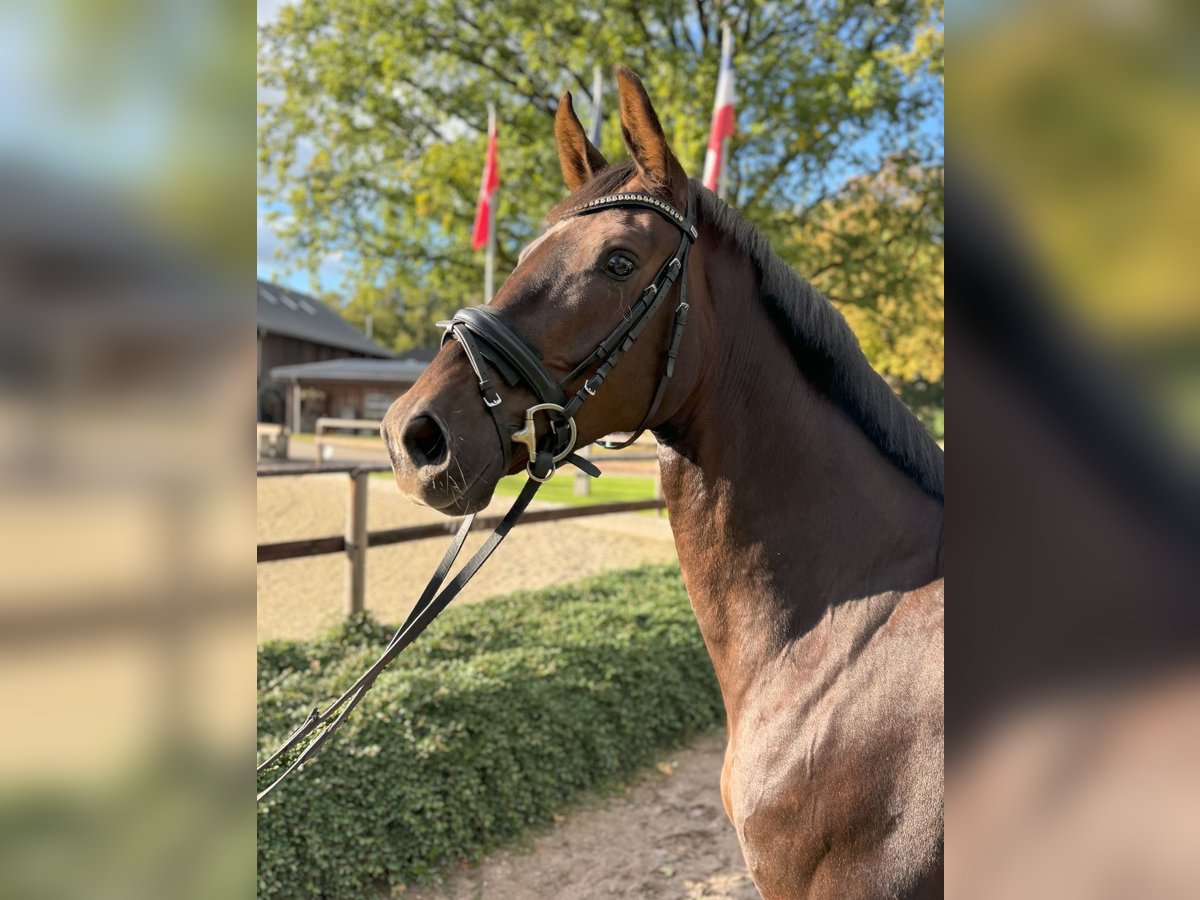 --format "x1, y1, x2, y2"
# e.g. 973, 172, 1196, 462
443, 307, 567, 408
567, 192, 698, 240
564, 191, 697, 448
441, 191, 697, 454
259, 190, 699, 801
